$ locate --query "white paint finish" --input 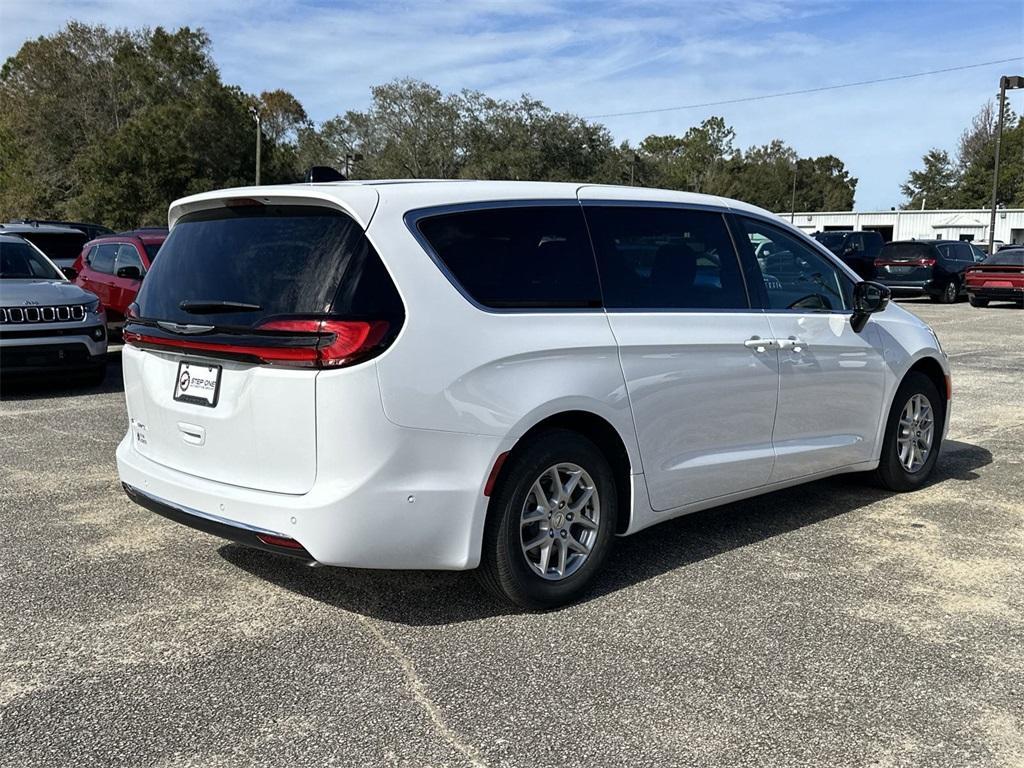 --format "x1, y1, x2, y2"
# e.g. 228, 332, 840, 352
785, 207, 1024, 245
764, 312, 886, 479
122, 344, 318, 495
606, 312, 779, 511
117, 180, 955, 572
